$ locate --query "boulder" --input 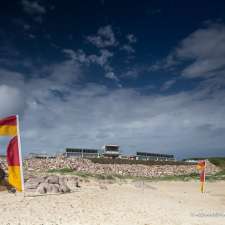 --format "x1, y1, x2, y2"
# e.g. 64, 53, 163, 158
36, 183, 60, 194
36, 183, 47, 194
46, 183, 60, 193
27, 176, 73, 194
25, 177, 45, 190
66, 177, 80, 190
45, 175, 59, 184
59, 177, 66, 185
59, 183, 70, 193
